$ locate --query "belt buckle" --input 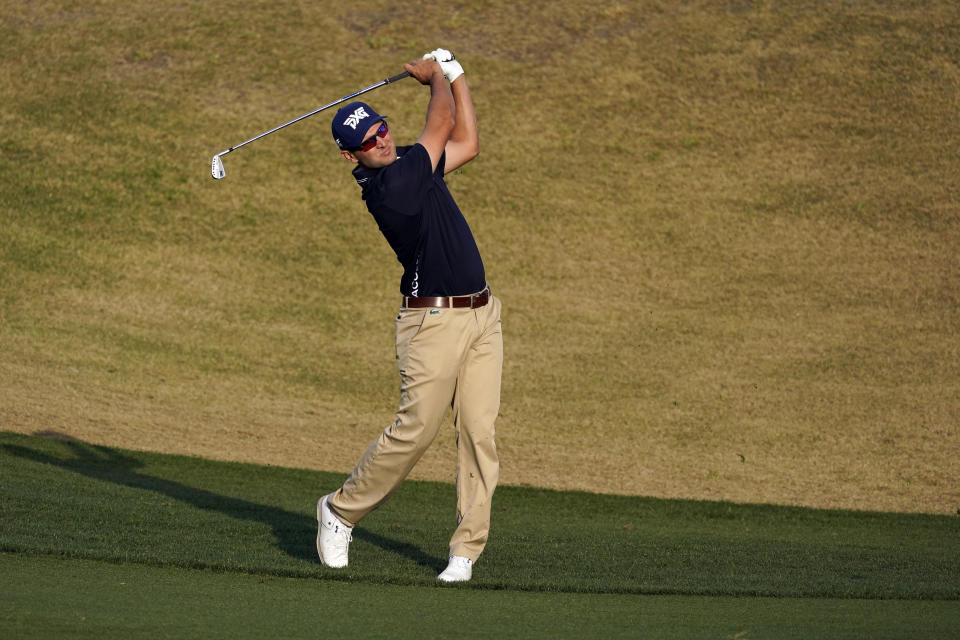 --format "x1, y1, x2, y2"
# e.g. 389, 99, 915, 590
469, 289, 487, 309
